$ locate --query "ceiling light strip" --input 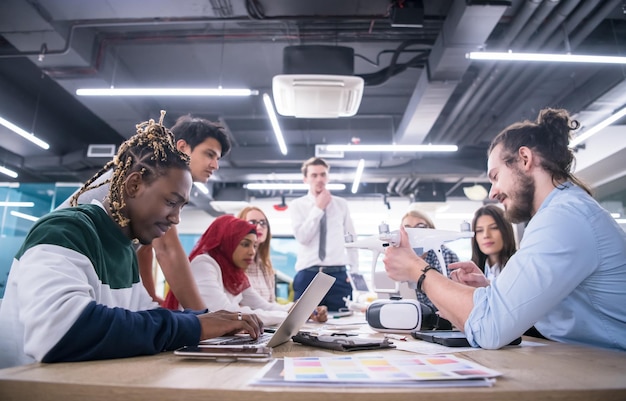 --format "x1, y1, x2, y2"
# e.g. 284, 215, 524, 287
75, 88, 259, 96
351, 159, 365, 194
0, 166, 19, 178
246, 183, 346, 191
262, 93, 288, 155
0, 116, 50, 150
569, 105, 626, 147
325, 144, 458, 152
10, 210, 40, 222
0, 201, 34, 207
467, 51, 626, 64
